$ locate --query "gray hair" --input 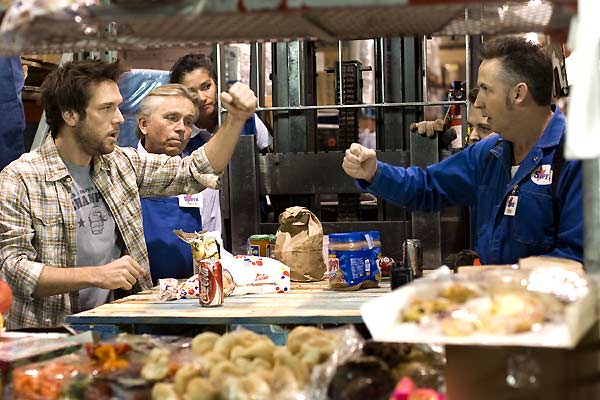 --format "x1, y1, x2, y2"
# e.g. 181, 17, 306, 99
136, 83, 200, 139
